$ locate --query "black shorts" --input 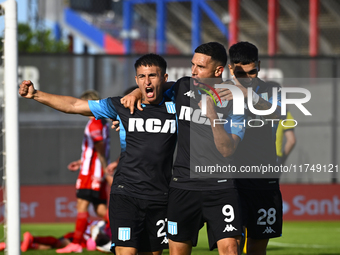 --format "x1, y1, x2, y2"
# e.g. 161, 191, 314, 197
109, 194, 168, 253
76, 189, 107, 206
238, 189, 282, 239
167, 188, 242, 250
